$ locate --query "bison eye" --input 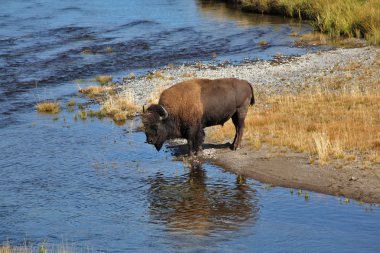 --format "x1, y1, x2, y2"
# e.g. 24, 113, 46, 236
152, 124, 159, 132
